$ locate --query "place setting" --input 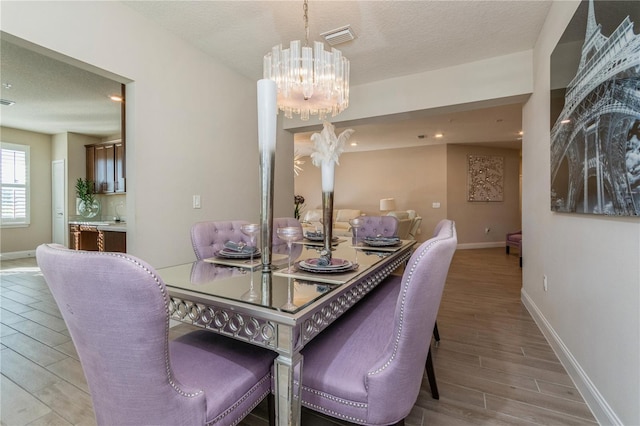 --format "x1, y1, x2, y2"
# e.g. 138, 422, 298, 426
204, 224, 262, 269
300, 231, 344, 246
